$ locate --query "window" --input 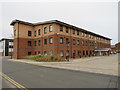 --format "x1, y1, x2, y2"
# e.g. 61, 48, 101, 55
60, 37, 63, 44
28, 31, 32, 36
38, 40, 40, 46
66, 27, 68, 33
38, 29, 40, 35
66, 50, 69, 56
49, 37, 53, 44
78, 50, 81, 56
28, 41, 32, 46
14, 30, 16, 36
66, 38, 69, 44
49, 25, 53, 32
86, 41, 88, 46
77, 30, 79, 35
82, 32, 84, 37
60, 51, 64, 57
28, 52, 32, 55
60, 25, 63, 31
44, 51, 47, 56
50, 51, 53, 56
82, 41, 84, 46
77, 40, 80, 45
44, 39, 47, 44
72, 29, 75, 34
44, 27, 47, 34
34, 31, 36, 37
38, 51, 40, 55
73, 39, 76, 45
34, 41, 36, 46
